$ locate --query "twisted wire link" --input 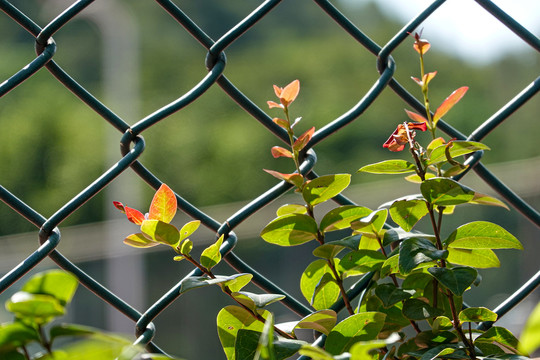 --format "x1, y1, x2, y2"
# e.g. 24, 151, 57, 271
0, 0, 538, 355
